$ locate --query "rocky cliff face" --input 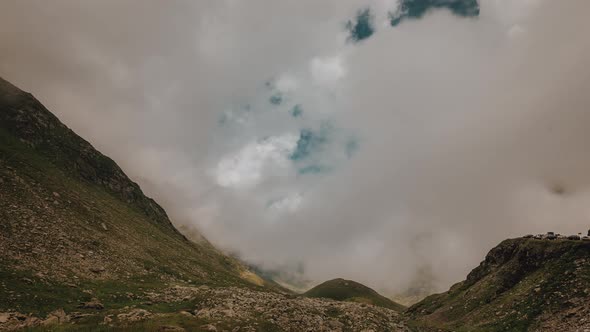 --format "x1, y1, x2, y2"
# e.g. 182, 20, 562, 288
408, 238, 590, 331
0, 77, 171, 229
